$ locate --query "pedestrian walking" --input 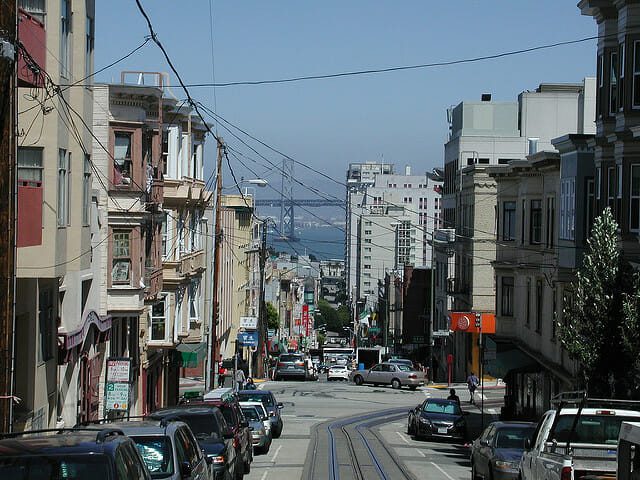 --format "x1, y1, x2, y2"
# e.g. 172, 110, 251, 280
447, 388, 461, 406
466, 372, 479, 404
235, 368, 246, 391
